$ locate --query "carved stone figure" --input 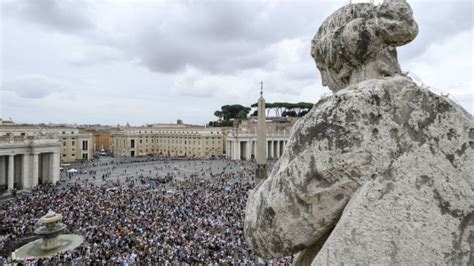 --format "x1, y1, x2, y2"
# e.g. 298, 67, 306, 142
311, 0, 418, 92
244, 0, 474, 264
